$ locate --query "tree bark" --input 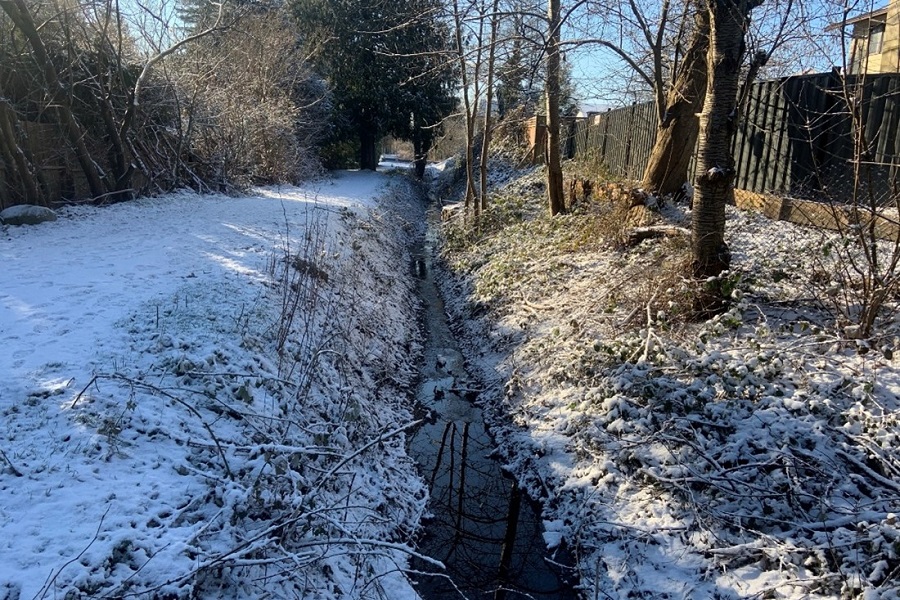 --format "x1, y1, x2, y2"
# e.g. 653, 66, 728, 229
642, 5, 709, 198
692, 0, 759, 279
451, 0, 480, 216
95, 88, 135, 201
413, 136, 427, 178
478, 0, 501, 213
545, 0, 565, 216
